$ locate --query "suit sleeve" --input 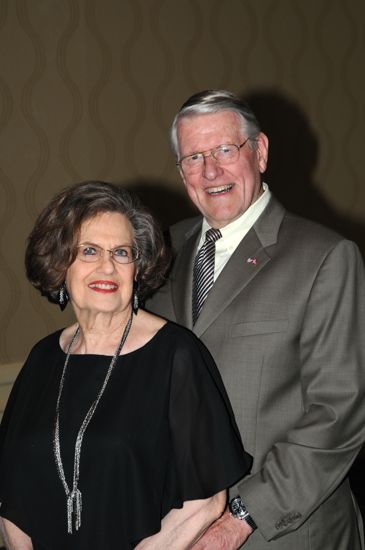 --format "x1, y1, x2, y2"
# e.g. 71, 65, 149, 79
239, 239, 365, 540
